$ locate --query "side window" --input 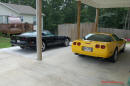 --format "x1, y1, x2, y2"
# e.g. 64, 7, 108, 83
112, 34, 120, 41
0, 16, 3, 24
33, 16, 36, 25
108, 36, 114, 42
20, 16, 23, 22
42, 33, 46, 36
